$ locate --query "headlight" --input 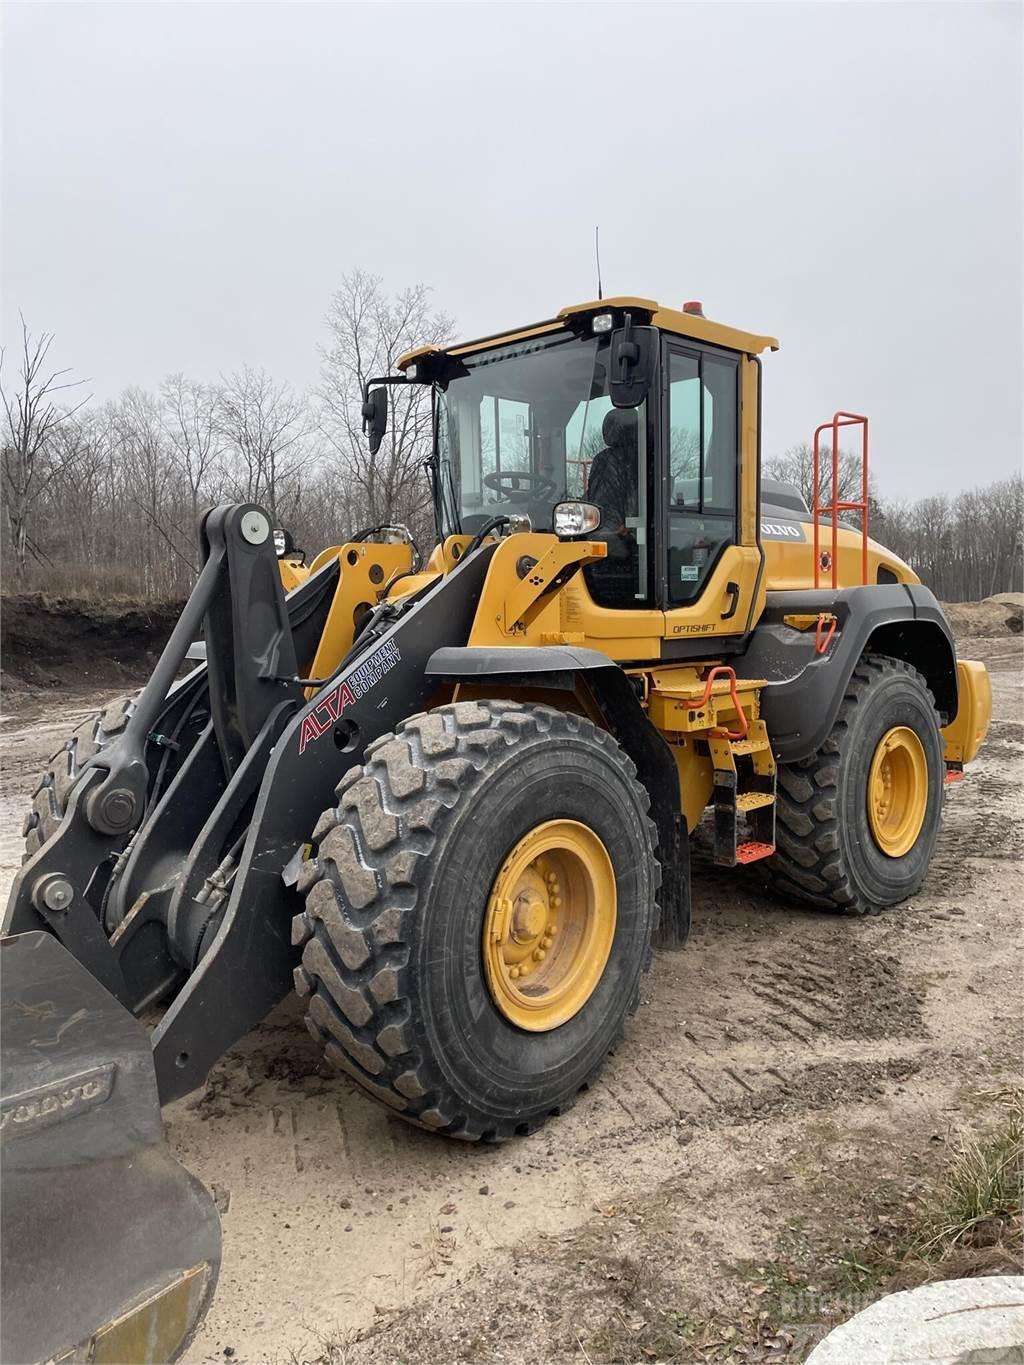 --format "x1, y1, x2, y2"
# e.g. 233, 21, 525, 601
553, 501, 602, 538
